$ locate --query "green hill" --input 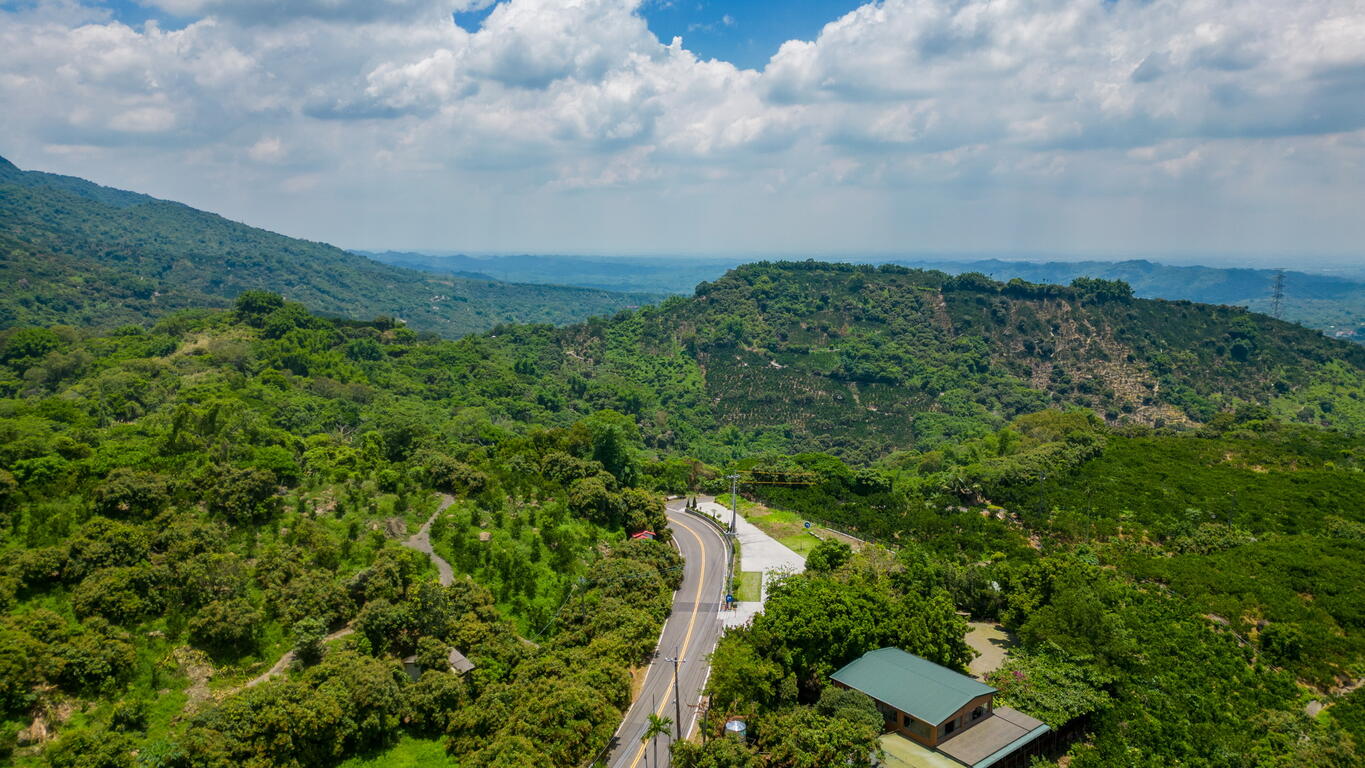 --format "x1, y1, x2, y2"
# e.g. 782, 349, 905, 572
1, 278, 1362, 767
503, 261, 1365, 461
0, 157, 659, 336
889, 257, 1365, 340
